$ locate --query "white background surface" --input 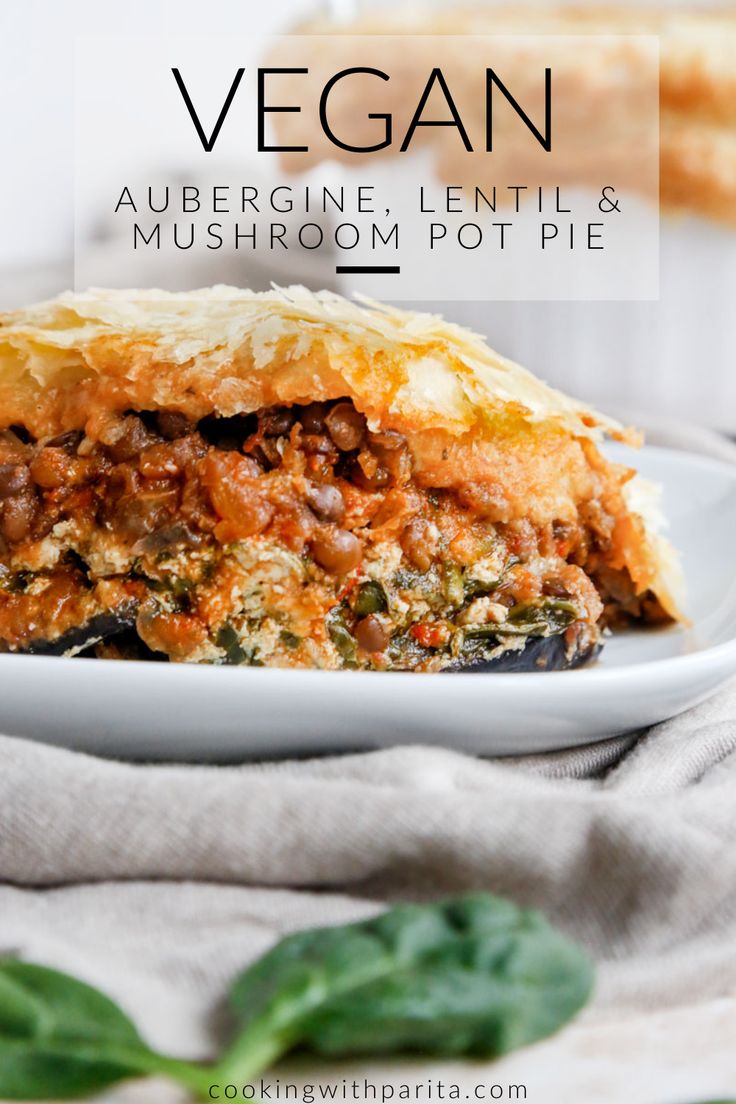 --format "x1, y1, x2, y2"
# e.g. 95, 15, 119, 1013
0, 0, 312, 267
